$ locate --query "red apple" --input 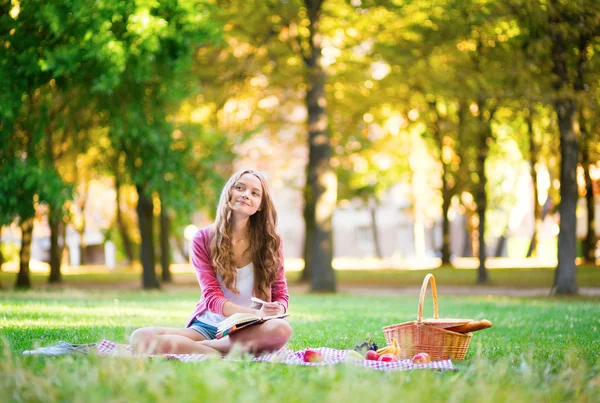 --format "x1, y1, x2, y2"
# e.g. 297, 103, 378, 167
365, 350, 380, 361
303, 349, 324, 363
378, 353, 398, 362
411, 352, 431, 364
